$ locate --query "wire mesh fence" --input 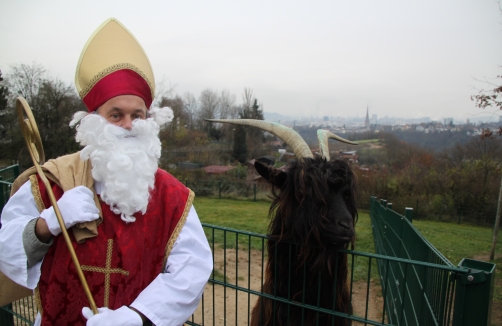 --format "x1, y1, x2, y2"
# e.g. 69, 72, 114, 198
0, 223, 495, 326
0, 165, 496, 325
182, 179, 272, 202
